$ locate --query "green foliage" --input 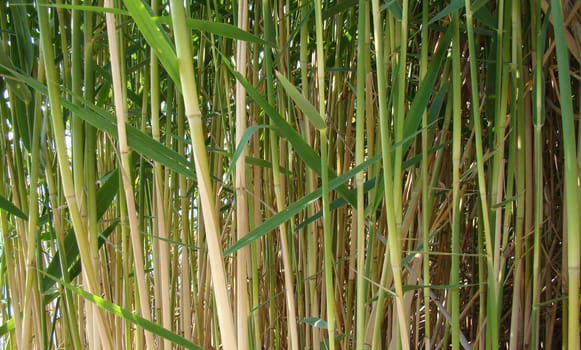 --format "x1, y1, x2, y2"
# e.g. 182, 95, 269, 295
0, 0, 578, 349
